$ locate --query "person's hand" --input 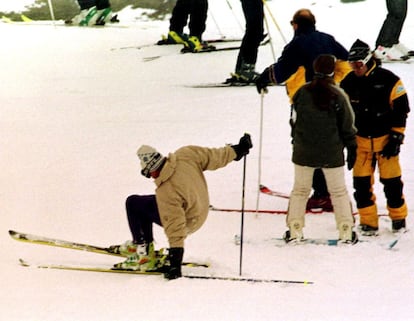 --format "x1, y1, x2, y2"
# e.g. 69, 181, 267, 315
380, 131, 404, 159
232, 133, 253, 161
255, 68, 270, 94
346, 145, 357, 170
